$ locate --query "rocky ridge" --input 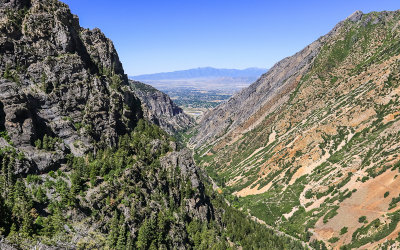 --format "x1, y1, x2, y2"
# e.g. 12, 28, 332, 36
130, 80, 193, 135
0, 0, 144, 173
194, 10, 400, 249
0, 0, 213, 247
